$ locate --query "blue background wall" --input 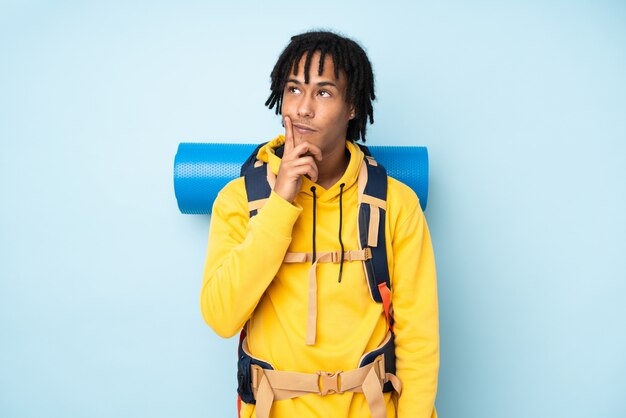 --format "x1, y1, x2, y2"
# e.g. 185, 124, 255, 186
1, 1, 625, 417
